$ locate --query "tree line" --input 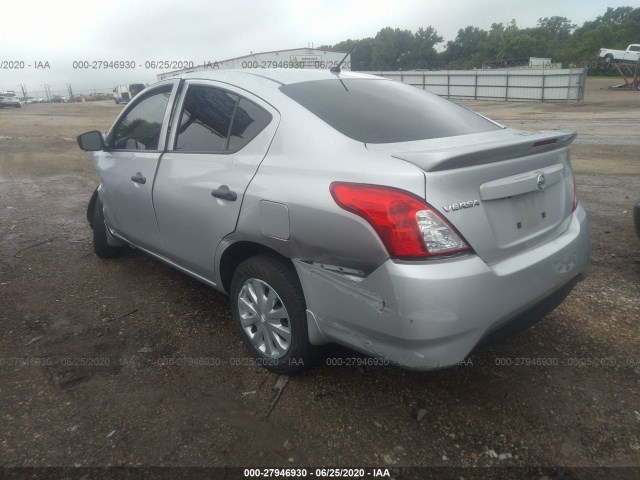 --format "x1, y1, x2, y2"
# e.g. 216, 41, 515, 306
320, 7, 639, 73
